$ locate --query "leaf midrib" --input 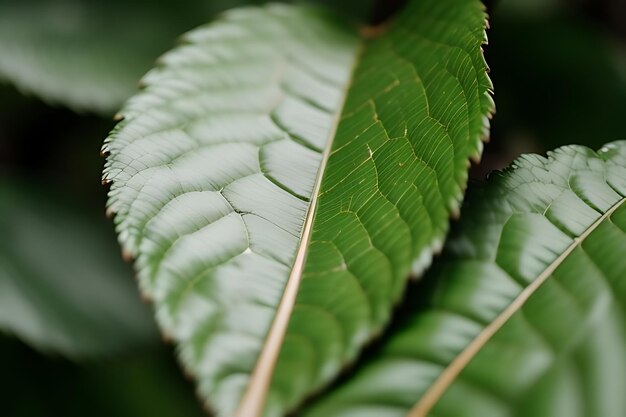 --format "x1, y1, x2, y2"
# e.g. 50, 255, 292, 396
235, 40, 365, 417
408, 196, 626, 417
